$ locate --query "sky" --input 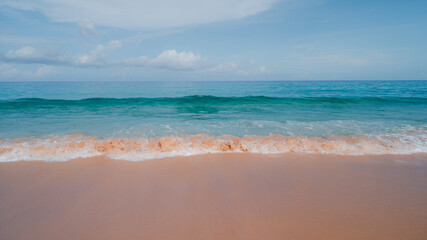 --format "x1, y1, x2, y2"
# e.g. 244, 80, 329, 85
0, 0, 426, 81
